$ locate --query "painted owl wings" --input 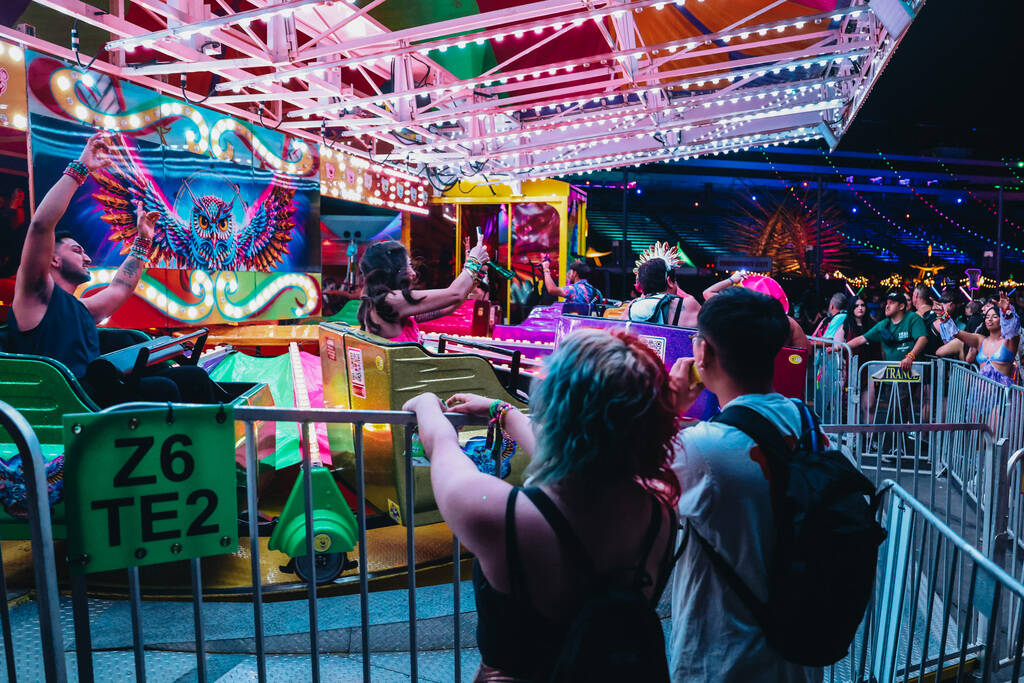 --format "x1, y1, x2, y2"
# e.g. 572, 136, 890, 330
89, 142, 192, 268
90, 139, 297, 271
233, 182, 296, 271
